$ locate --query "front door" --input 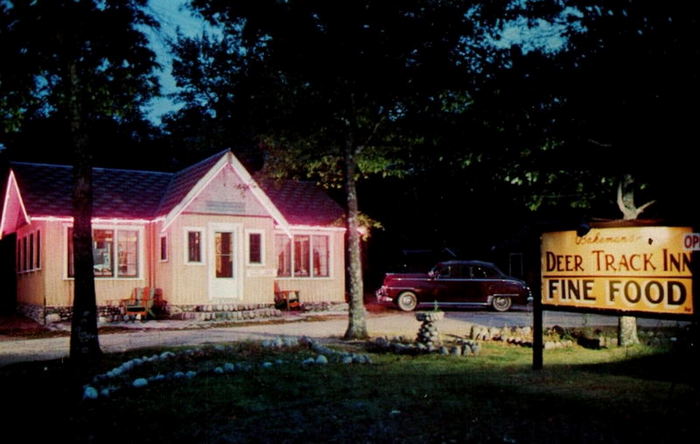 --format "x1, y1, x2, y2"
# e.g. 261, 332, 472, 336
209, 224, 243, 299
